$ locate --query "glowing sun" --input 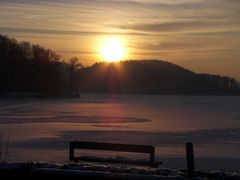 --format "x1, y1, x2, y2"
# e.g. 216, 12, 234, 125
100, 38, 125, 62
